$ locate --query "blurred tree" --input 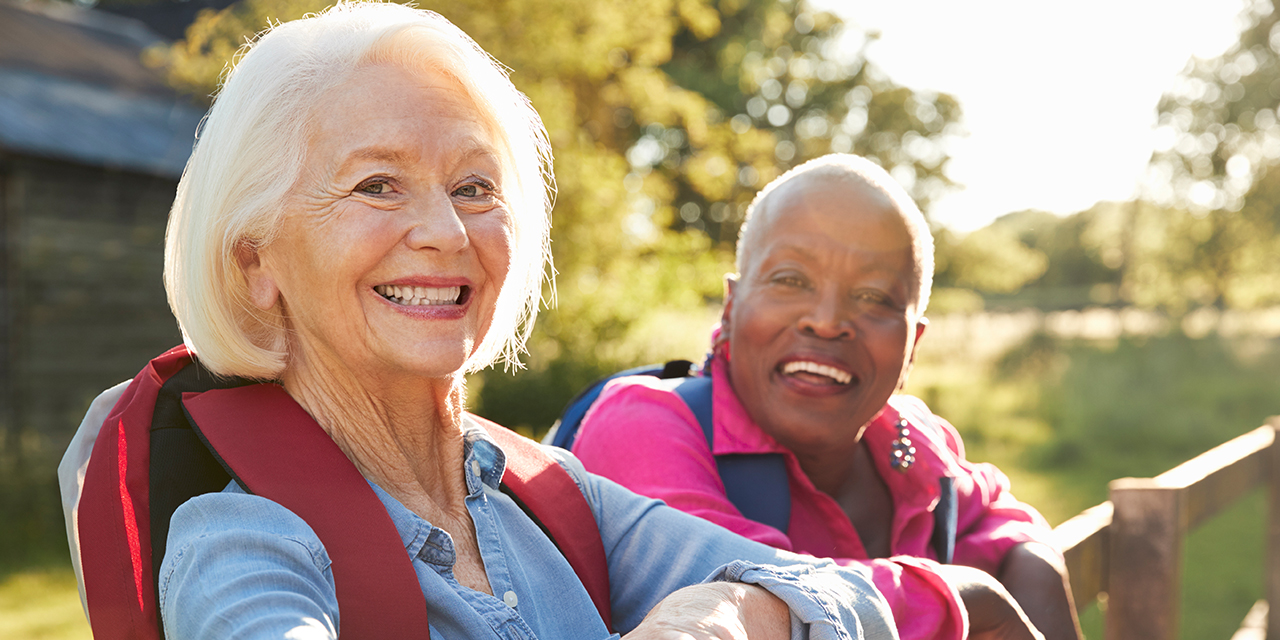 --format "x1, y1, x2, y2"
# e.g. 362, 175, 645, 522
147, 0, 962, 431
1144, 0, 1280, 311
